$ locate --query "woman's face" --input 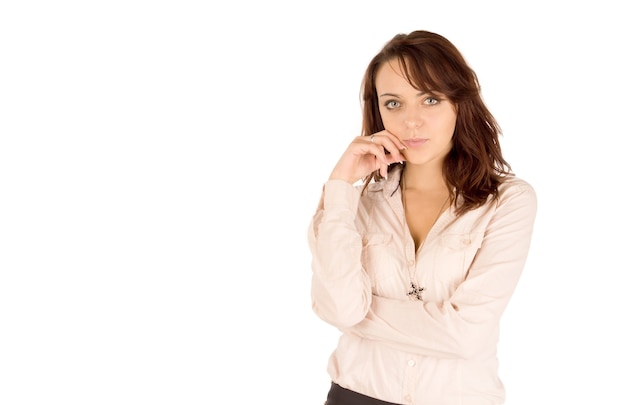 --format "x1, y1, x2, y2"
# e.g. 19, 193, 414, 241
375, 58, 457, 167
